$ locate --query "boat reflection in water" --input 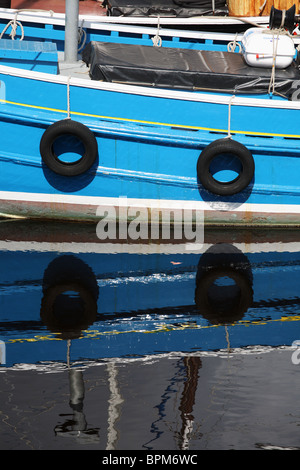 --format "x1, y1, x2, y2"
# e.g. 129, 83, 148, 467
0, 220, 299, 449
